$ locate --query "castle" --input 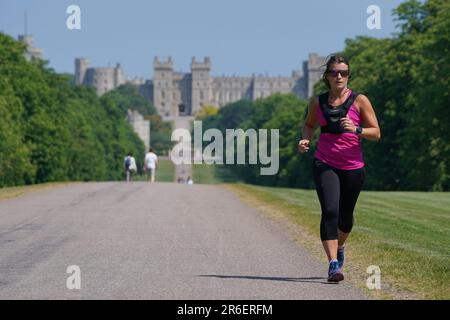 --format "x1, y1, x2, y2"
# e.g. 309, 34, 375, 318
18, 34, 44, 61
75, 59, 133, 96
75, 54, 326, 118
